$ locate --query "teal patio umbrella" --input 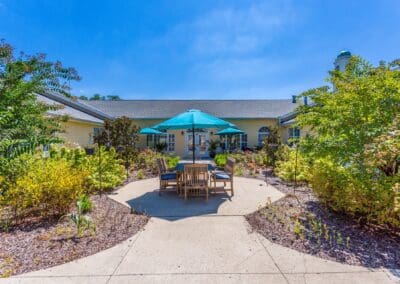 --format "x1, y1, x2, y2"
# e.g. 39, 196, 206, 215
216, 127, 244, 135
139, 128, 164, 149
139, 127, 164, 135
153, 109, 232, 163
216, 127, 245, 151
